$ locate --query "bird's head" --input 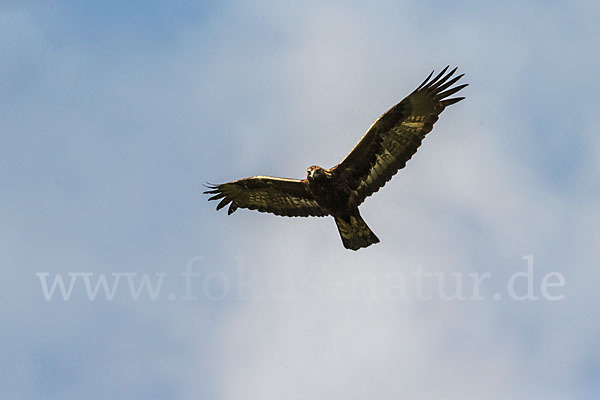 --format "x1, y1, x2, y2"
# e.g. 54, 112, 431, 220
307, 165, 327, 181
